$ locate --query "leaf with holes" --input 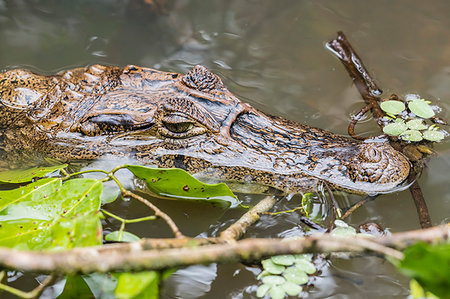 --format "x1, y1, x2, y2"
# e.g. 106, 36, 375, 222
0, 178, 103, 250
0, 164, 67, 183
126, 165, 239, 208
